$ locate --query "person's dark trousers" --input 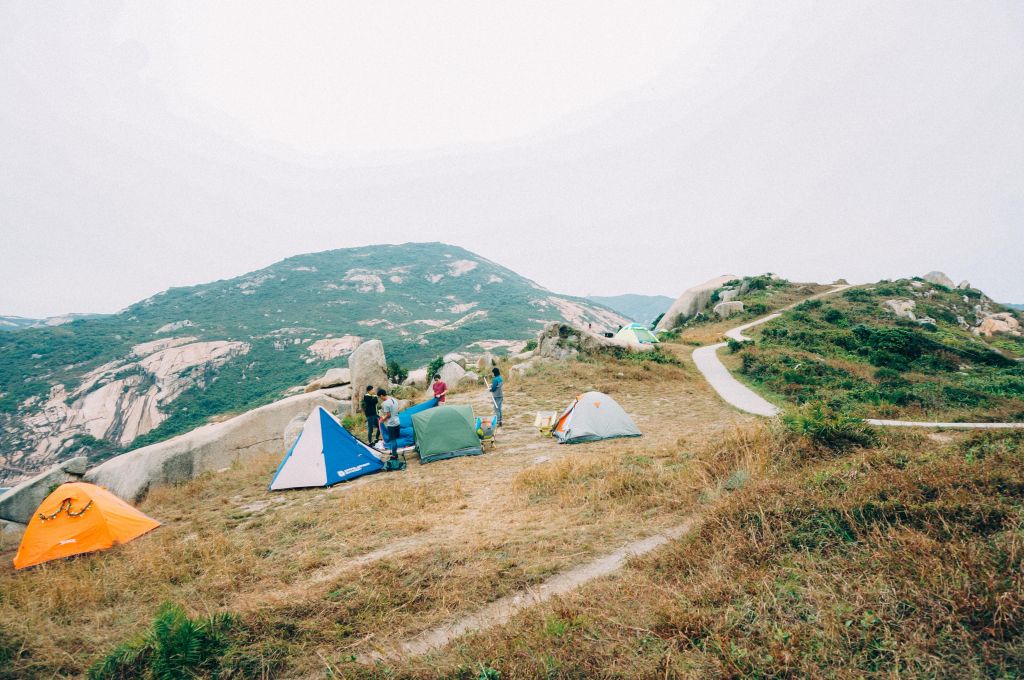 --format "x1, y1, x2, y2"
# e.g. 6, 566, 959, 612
387, 425, 401, 459
366, 414, 380, 444
493, 397, 503, 426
